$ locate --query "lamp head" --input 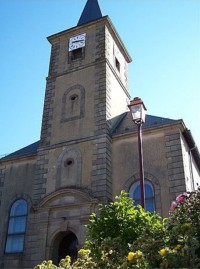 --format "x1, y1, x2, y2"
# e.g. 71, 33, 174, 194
128, 97, 147, 124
